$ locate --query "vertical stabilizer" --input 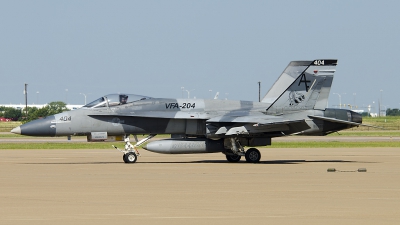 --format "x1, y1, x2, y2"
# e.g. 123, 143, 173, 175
261, 60, 311, 104
264, 59, 337, 112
